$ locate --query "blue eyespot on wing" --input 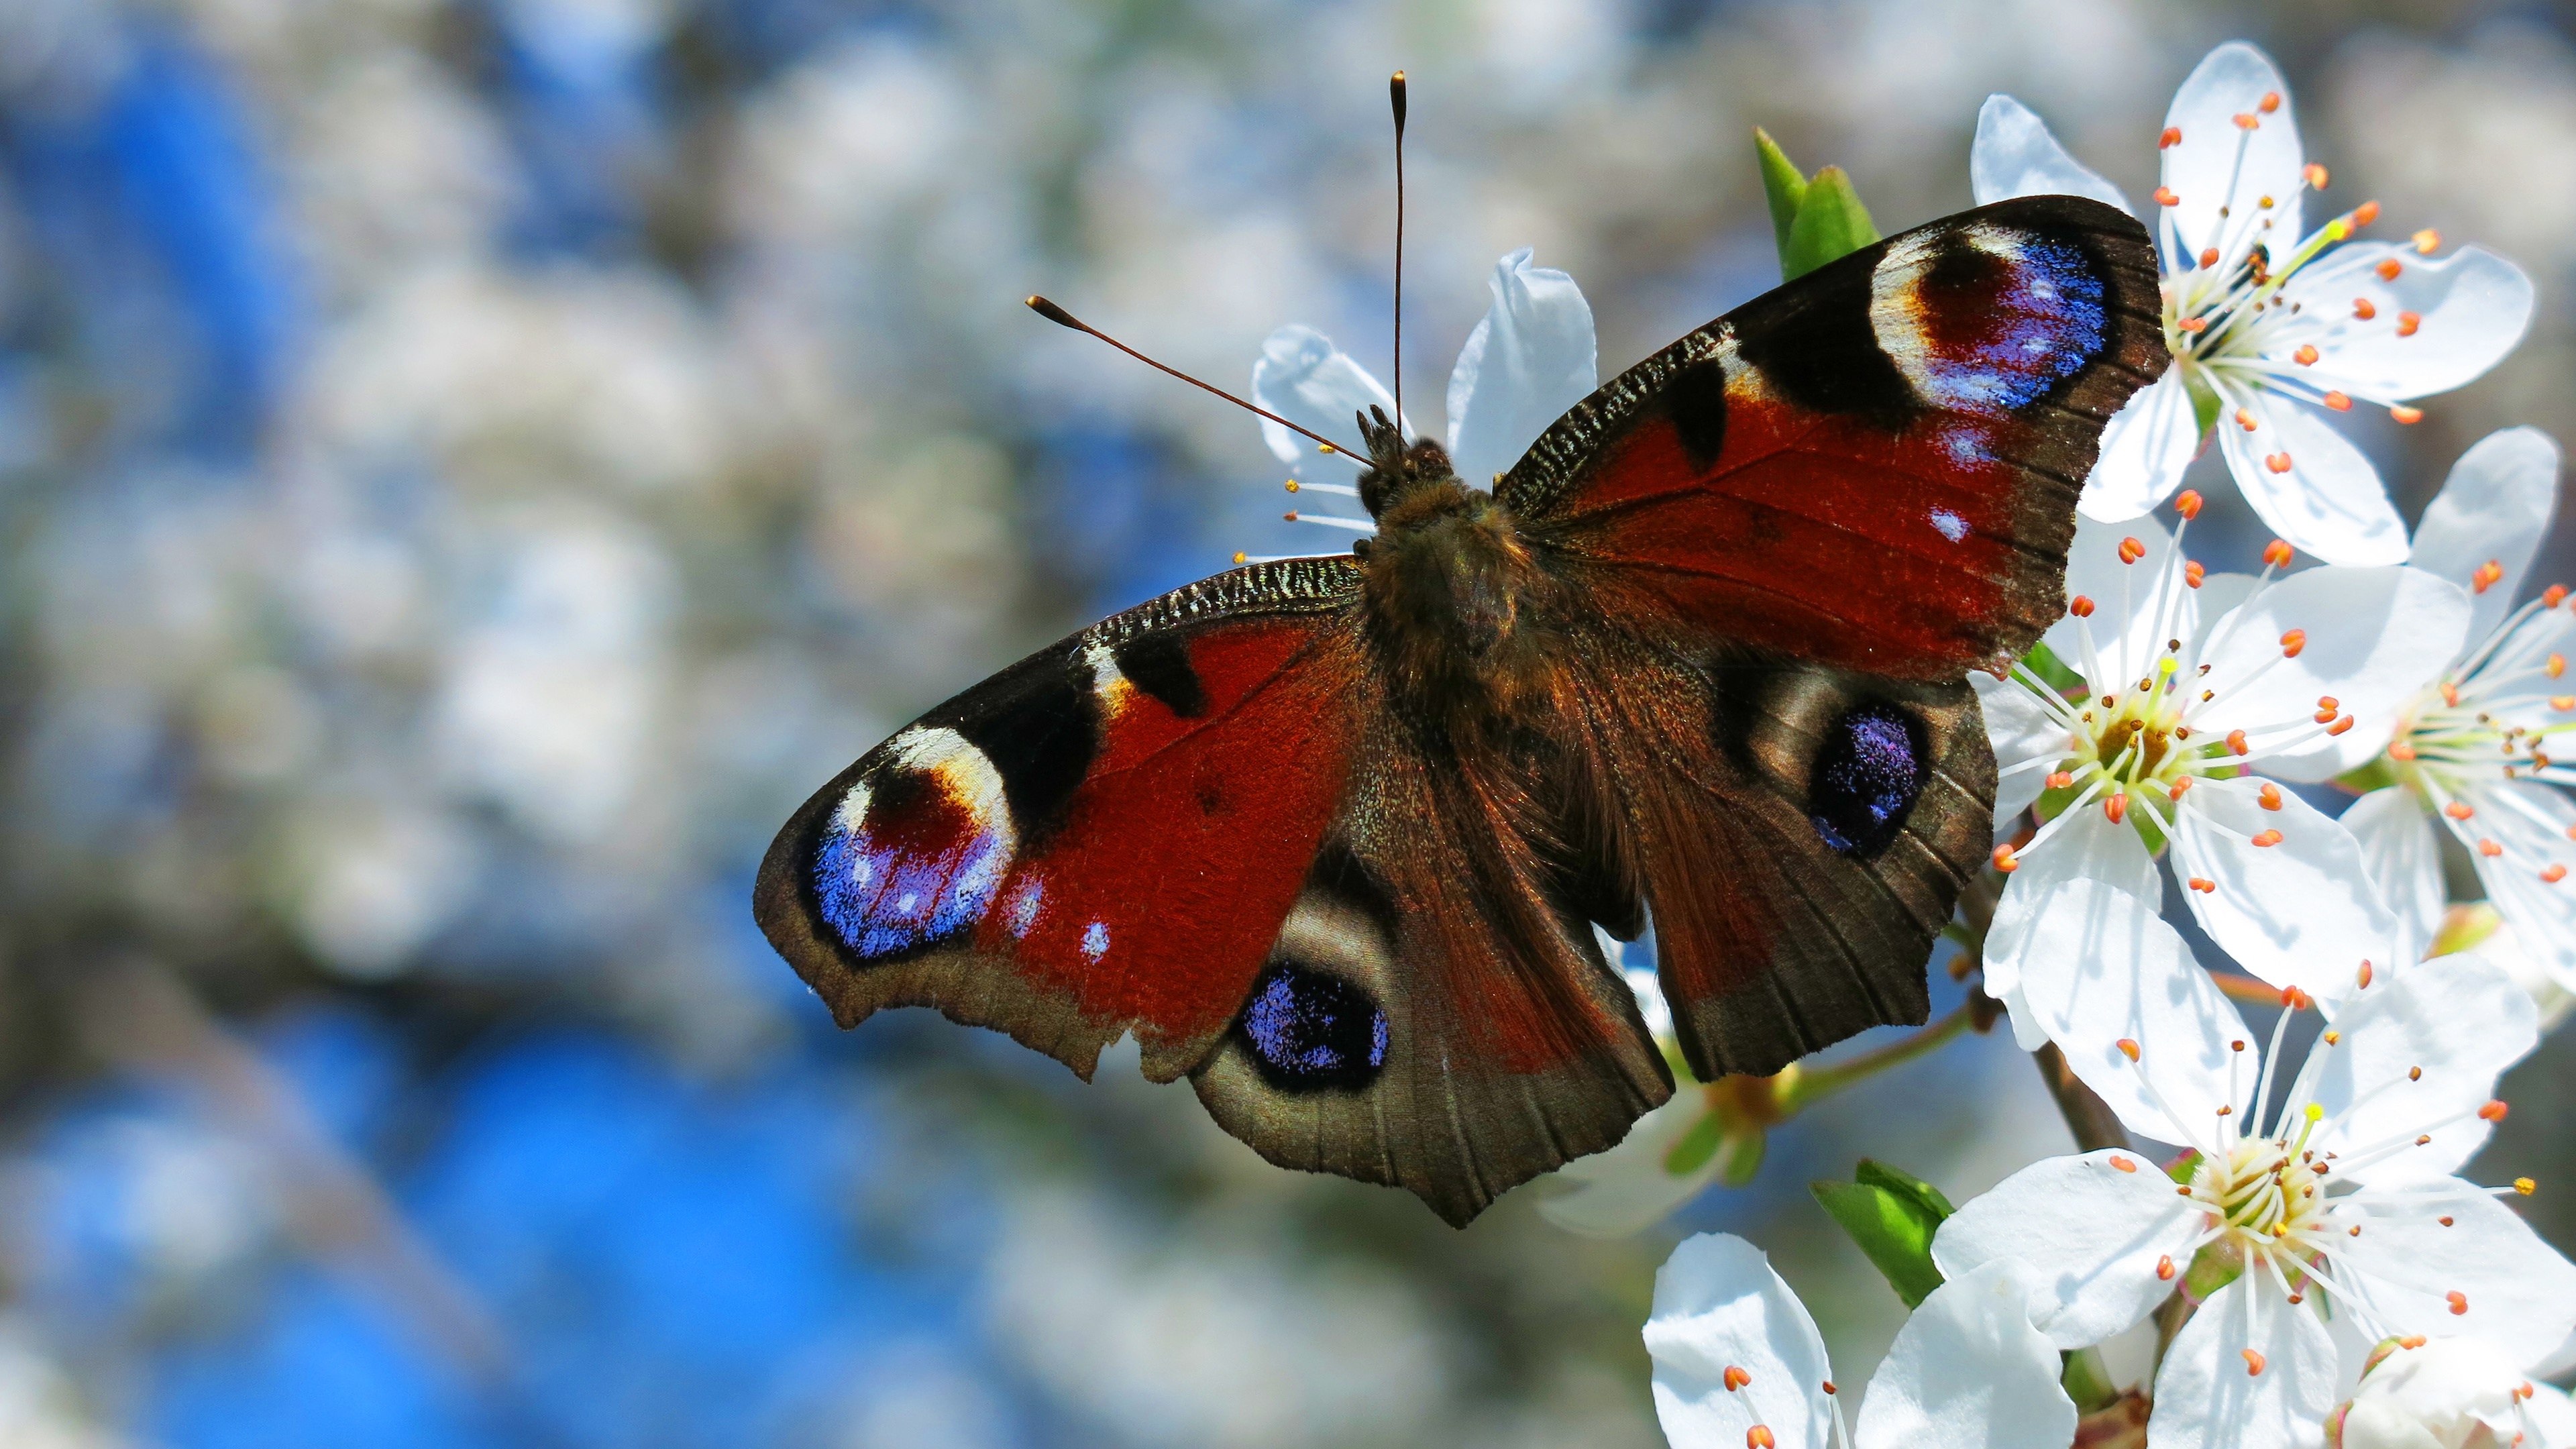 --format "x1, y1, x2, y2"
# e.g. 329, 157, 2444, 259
1808, 702, 1928, 858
